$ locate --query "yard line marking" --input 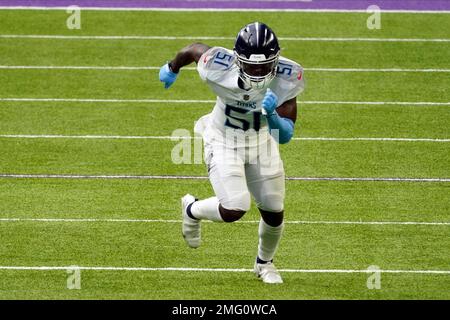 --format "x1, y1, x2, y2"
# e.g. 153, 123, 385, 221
1, 98, 449, 106
1, 34, 450, 42
0, 265, 449, 274
0, 217, 448, 226
2, 65, 450, 73
0, 134, 187, 140
301, 101, 450, 106
0, 34, 235, 40
1, 7, 450, 14
0, 98, 216, 103
0, 65, 167, 70
0, 174, 210, 180
305, 67, 450, 73
0, 174, 448, 182
294, 137, 450, 142
0, 218, 181, 224
286, 177, 450, 182
1, 135, 449, 143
